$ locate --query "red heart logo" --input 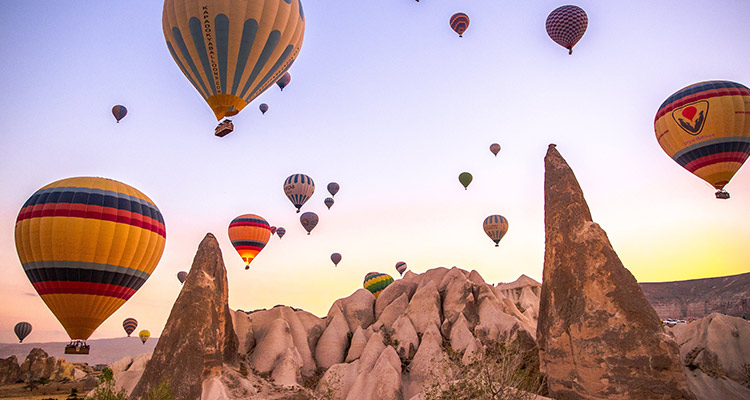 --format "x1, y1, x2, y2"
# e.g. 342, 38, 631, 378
682, 106, 697, 121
